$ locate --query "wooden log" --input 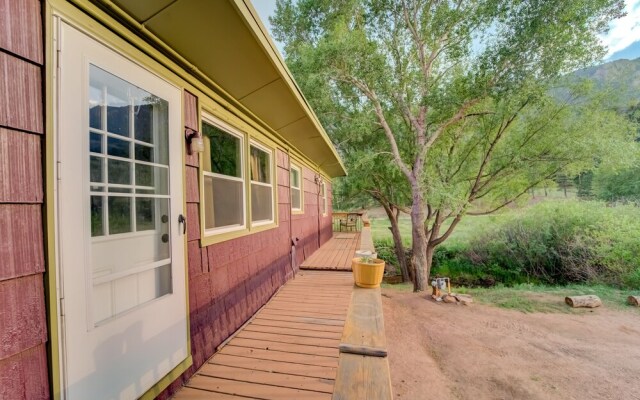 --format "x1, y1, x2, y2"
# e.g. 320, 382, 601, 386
339, 344, 387, 357
455, 294, 474, 305
628, 296, 640, 307
565, 295, 602, 308
442, 294, 457, 304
